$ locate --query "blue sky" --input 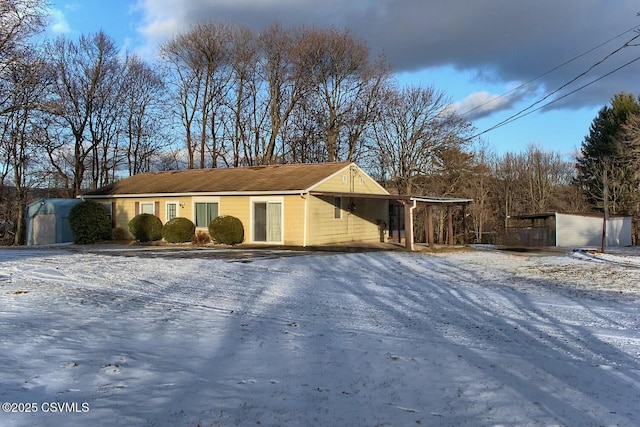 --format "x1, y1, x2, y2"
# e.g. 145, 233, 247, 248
45, 1, 640, 160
